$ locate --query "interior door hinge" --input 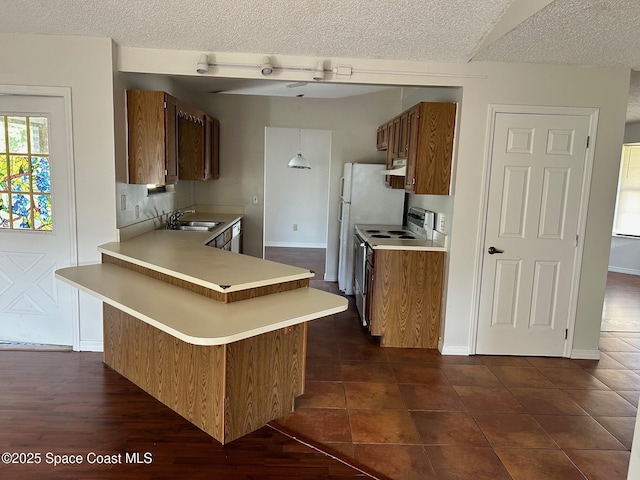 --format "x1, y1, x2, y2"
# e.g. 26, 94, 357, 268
586, 136, 590, 148
163, 101, 167, 109
565, 329, 568, 340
